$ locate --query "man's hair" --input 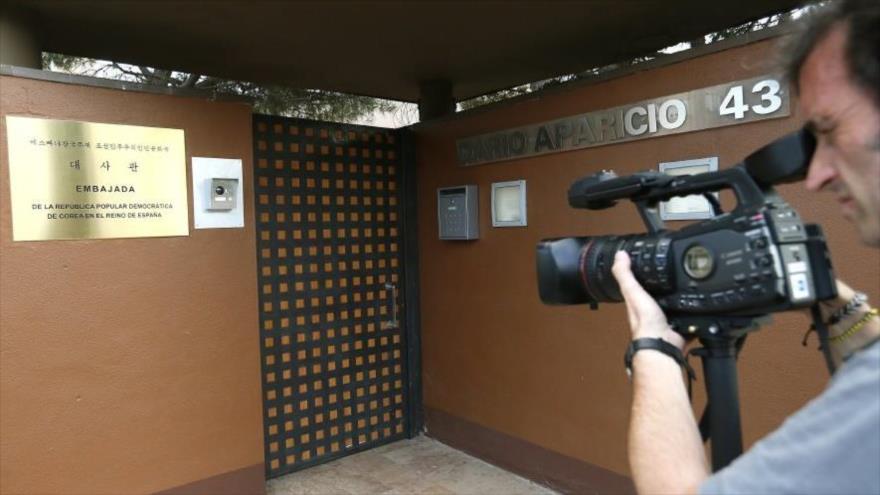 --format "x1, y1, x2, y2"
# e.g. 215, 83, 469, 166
785, 0, 880, 104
